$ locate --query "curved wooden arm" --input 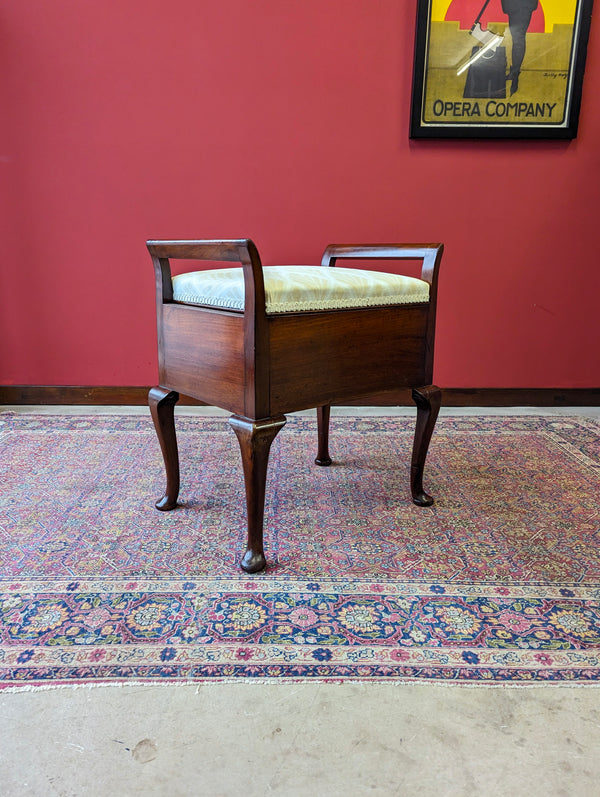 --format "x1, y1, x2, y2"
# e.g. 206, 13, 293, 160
147, 238, 269, 419
147, 239, 254, 262
320, 243, 444, 289
146, 239, 266, 313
